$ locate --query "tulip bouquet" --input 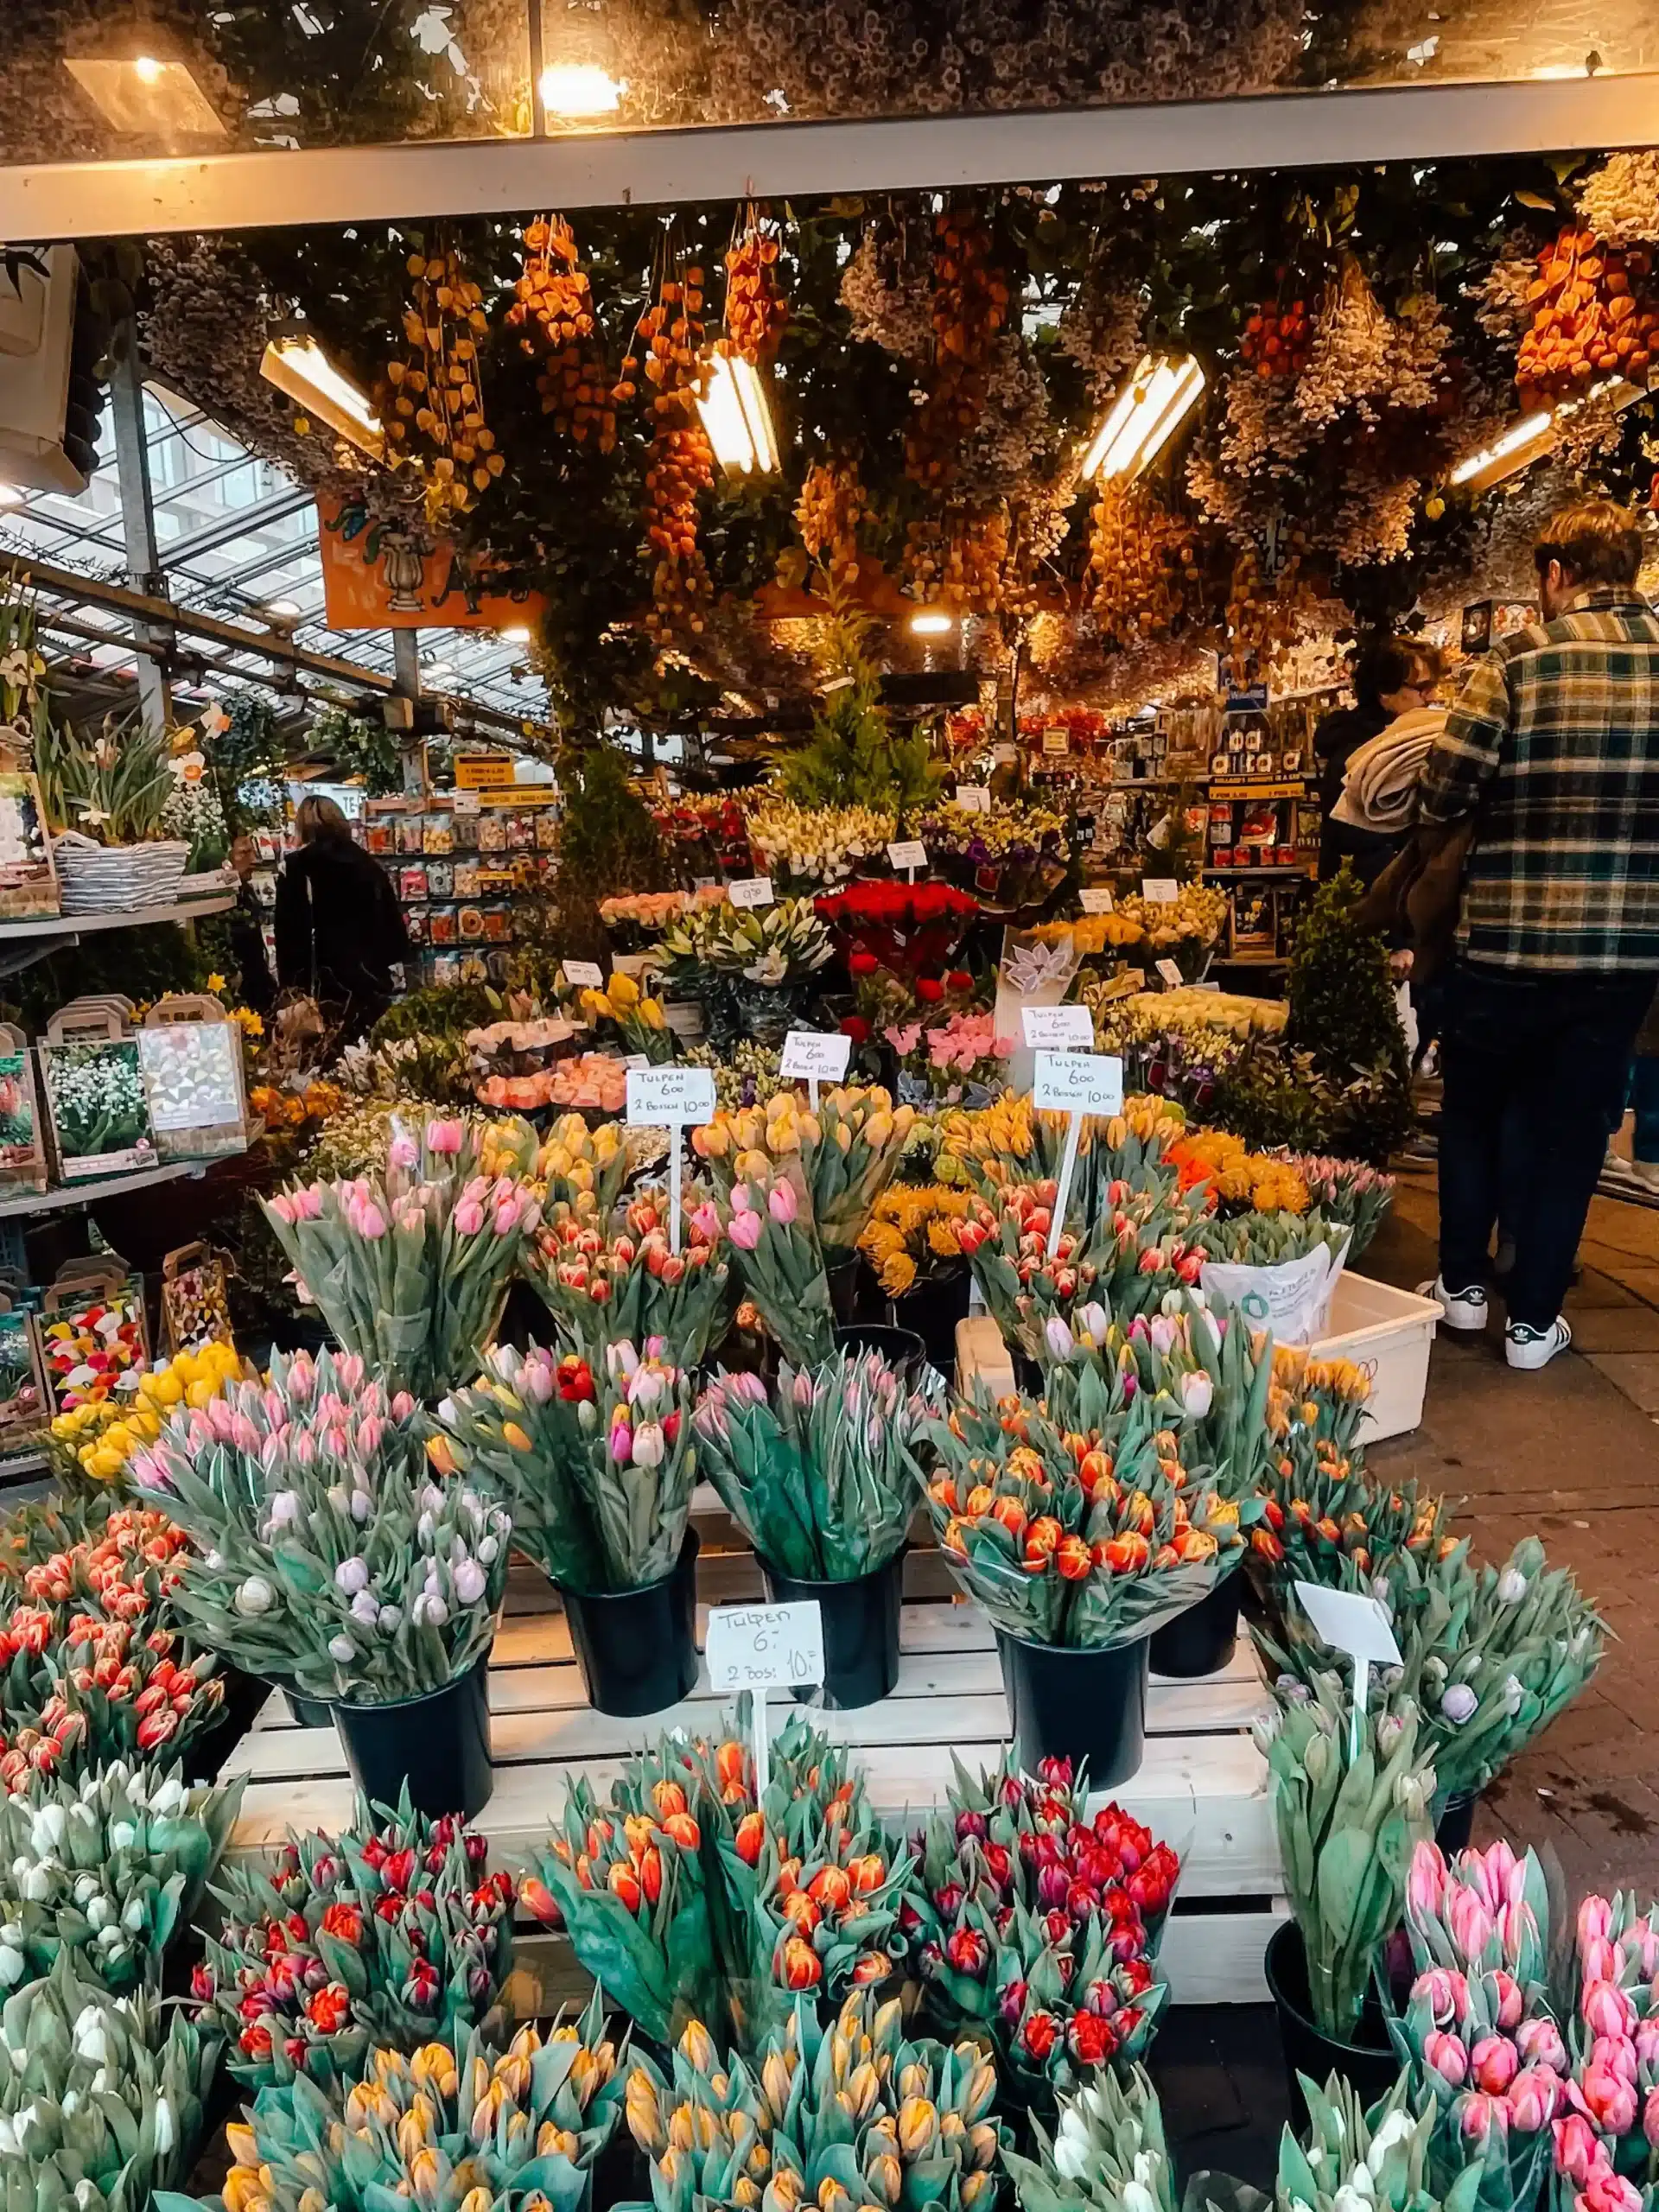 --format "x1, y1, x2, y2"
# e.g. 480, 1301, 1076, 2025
160, 1998, 626, 2212
0, 1758, 239, 1995
131, 1346, 509, 1706
601, 887, 724, 944
261, 1116, 541, 1403
1255, 1673, 1437, 2040
1260, 2074, 1486, 2212
8, 1502, 191, 1627
912, 1370, 1243, 1649
1194, 1210, 1354, 1271
900, 1752, 1175, 2105
745, 799, 897, 891
694, 1086, 918, 1257
0, 1607, 227, 1786
1003, 2063, 1178, 2212
528, 1111, 630, 1219
1281, 1154, 1397, 1259
694, 1350, 931, 1581
918, 798, 1066, 906
1168, 1129, 1311, 1216
192, 1791, 514, 2088
624, 1990, 1008, 2212
524, 1193, 732, 1369
522, 1708, 905, 2047
715, 1163, 838, 1368
48, 1339, 245, 1488
815, 880, 981, 976
858, 1183, 973, 1298
440, 1338, 695, 1598
938, 1096, 1188, 1209
572, 969, 676, 1064
0, 1959, 220, 2212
